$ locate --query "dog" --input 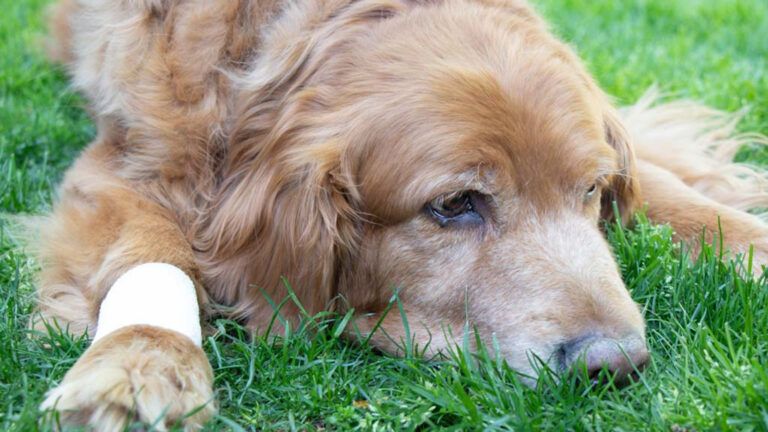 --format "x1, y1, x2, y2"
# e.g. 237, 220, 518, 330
36, 0, 768, 429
